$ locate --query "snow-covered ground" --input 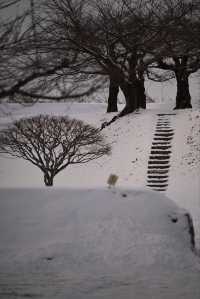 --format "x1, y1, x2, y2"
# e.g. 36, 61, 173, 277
168, 109, 200, 250
0, 101, 200, 298
0, 188, 200, 299
0, 102, 199, 245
